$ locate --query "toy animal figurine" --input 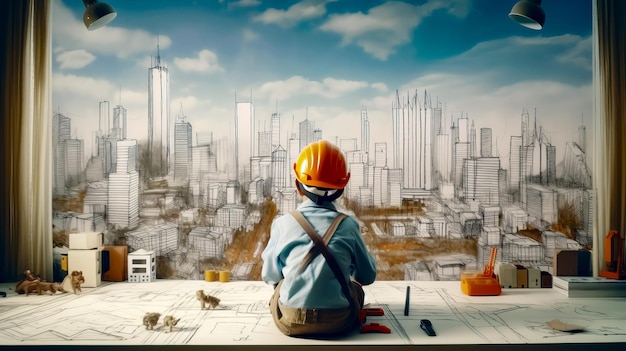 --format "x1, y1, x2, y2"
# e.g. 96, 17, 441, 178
25, 281, 64, 295
23, 281, 40, 296
163, 315, 181, 332
23, 269, 41, 282
61, 270, 85, 294
143, 312, 161, 330
36, 282, 64, 295
196, 290, 220, 310
70, 271, 85, 294
15, 269, 42, 294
